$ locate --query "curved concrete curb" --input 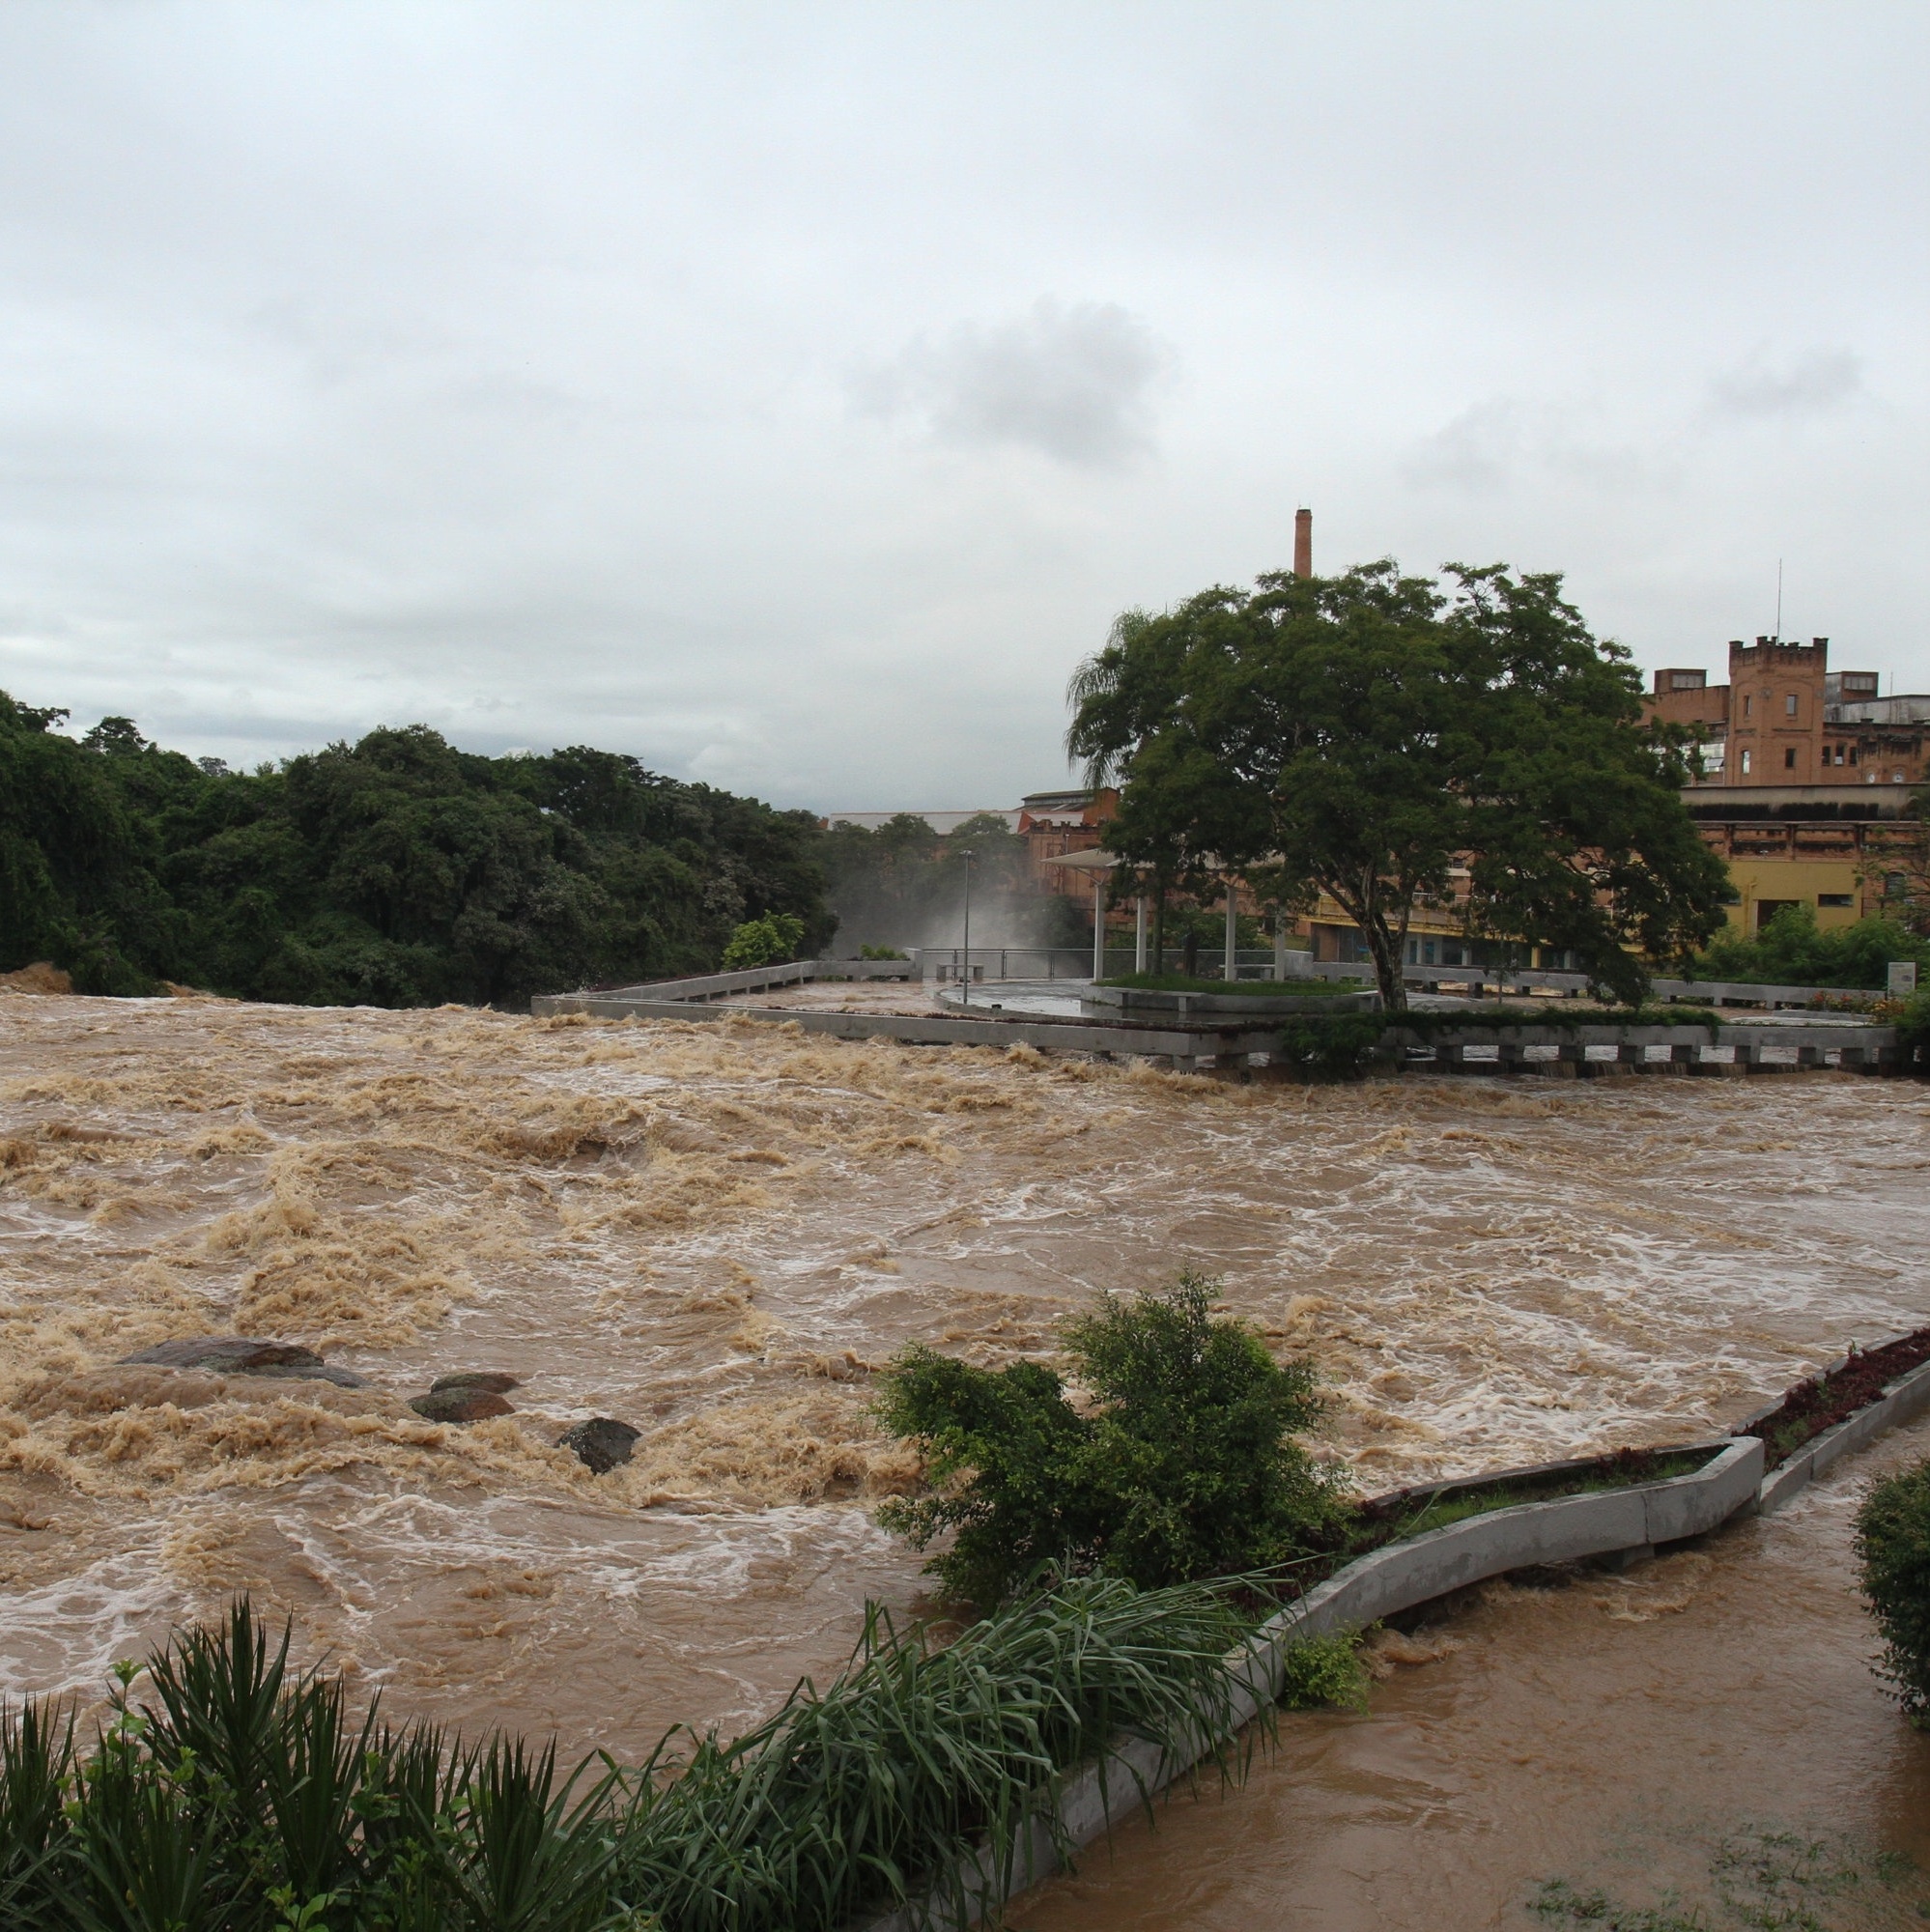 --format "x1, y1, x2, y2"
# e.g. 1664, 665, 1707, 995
1753, 1355, 1930, 1516
853, 1436, 1761, 1932
1284, 1437, 1761, 1640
